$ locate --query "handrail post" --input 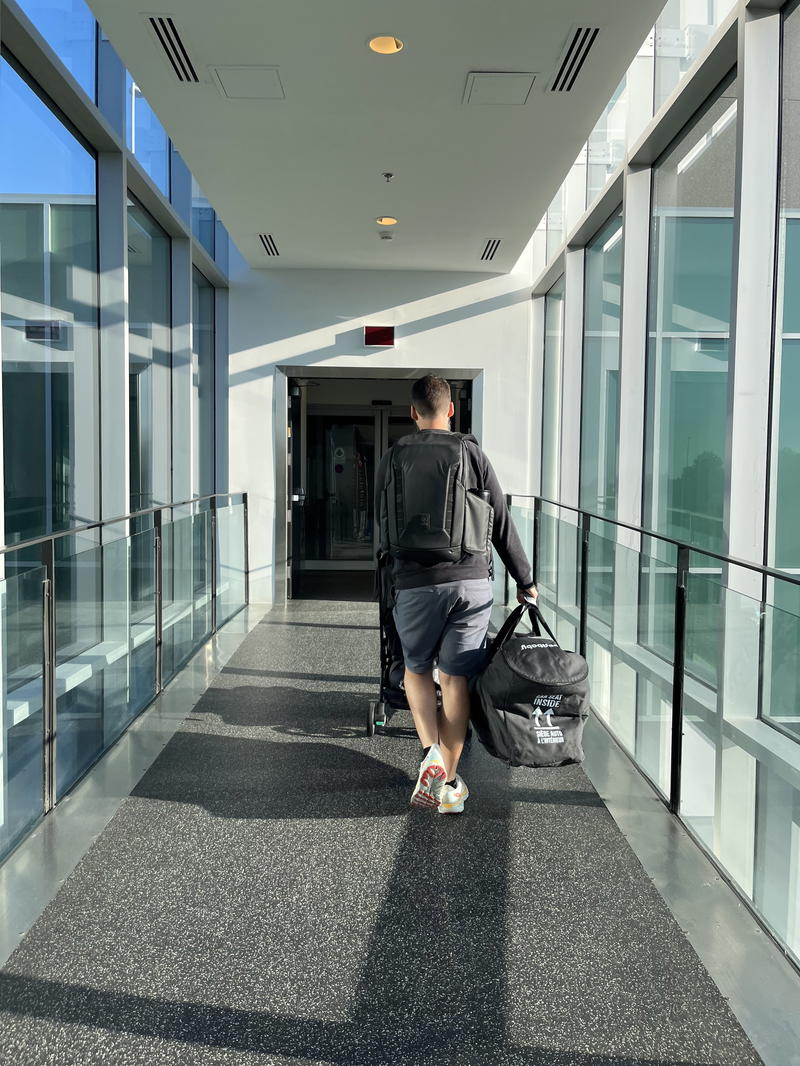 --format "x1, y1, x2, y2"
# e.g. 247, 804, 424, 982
670, 545, 690, 814
504, 493, 512, 606
154, 508, 163, 692
579, 512, 590, 659
41, 538, 56, 814
243, 492, 250, 606
532, 496, 542, 588
210, 496, 218, 633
